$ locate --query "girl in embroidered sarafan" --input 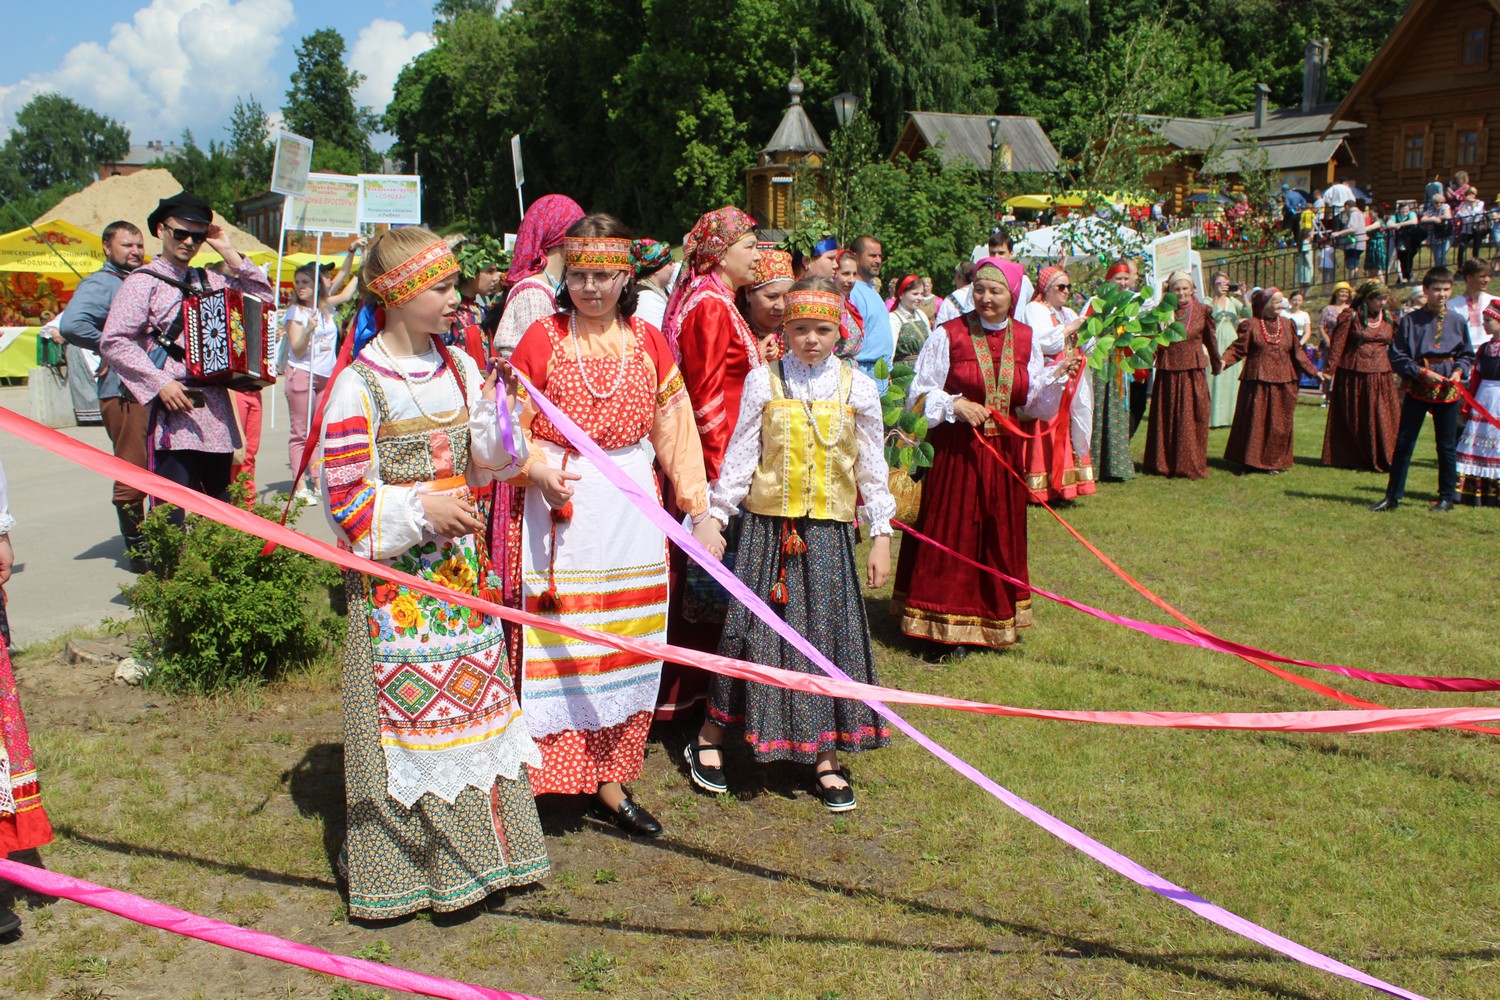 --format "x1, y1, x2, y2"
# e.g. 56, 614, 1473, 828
319, 228, 546, 921
510, 215, 708, 838
687, 279, 895, 812
0, 456, 52, 938
894, 257, 1079, 658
